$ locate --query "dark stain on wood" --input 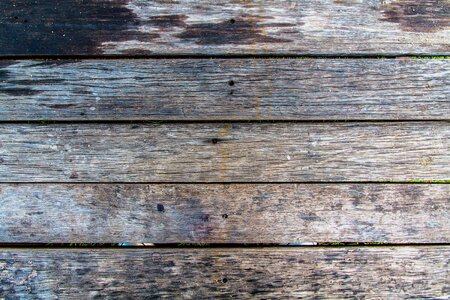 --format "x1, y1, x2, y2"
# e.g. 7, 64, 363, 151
0, 0, 157, 54
28, 61, 77, 68
8, 79, 65, 85
381, 0, 450, 32
1, 63, 66, 96
40, 103, 78, 109
147, 15, 188, 29
172, 196, 215, 241
157, 204, 165, 212
0, 88, 40, 96
176, 16, 292, 45
0, 62, 16, 77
